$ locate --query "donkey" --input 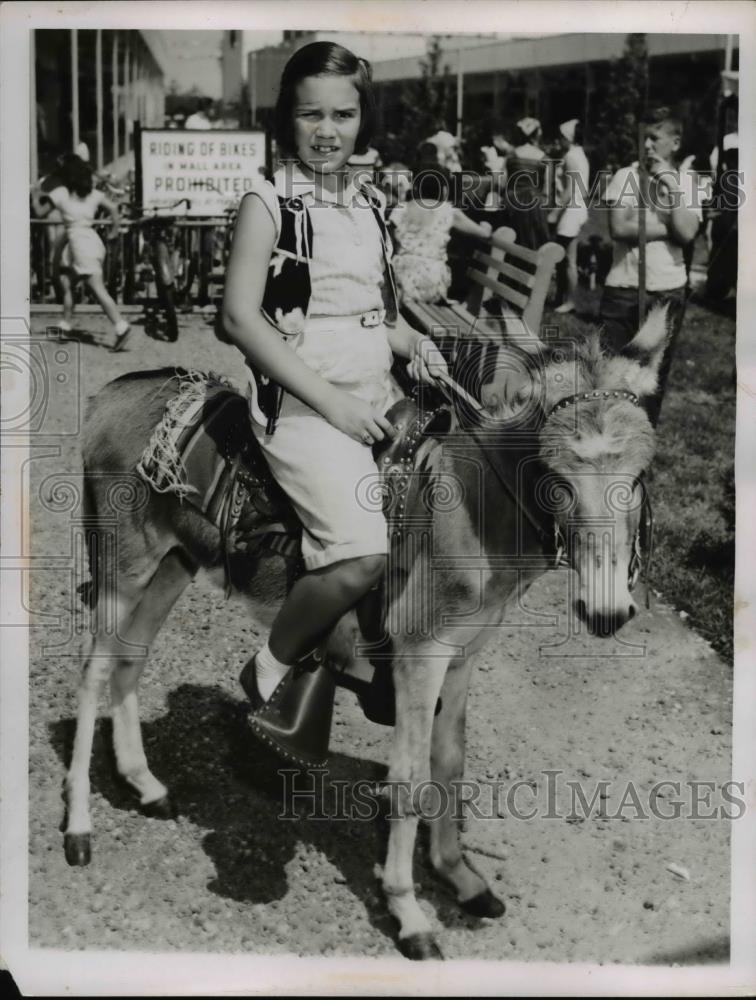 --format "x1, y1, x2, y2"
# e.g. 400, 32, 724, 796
62, 306, 668, 960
